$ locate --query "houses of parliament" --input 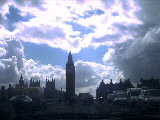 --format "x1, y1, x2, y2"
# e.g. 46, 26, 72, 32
0, 51, 160, 101
0, 52, 75, 101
